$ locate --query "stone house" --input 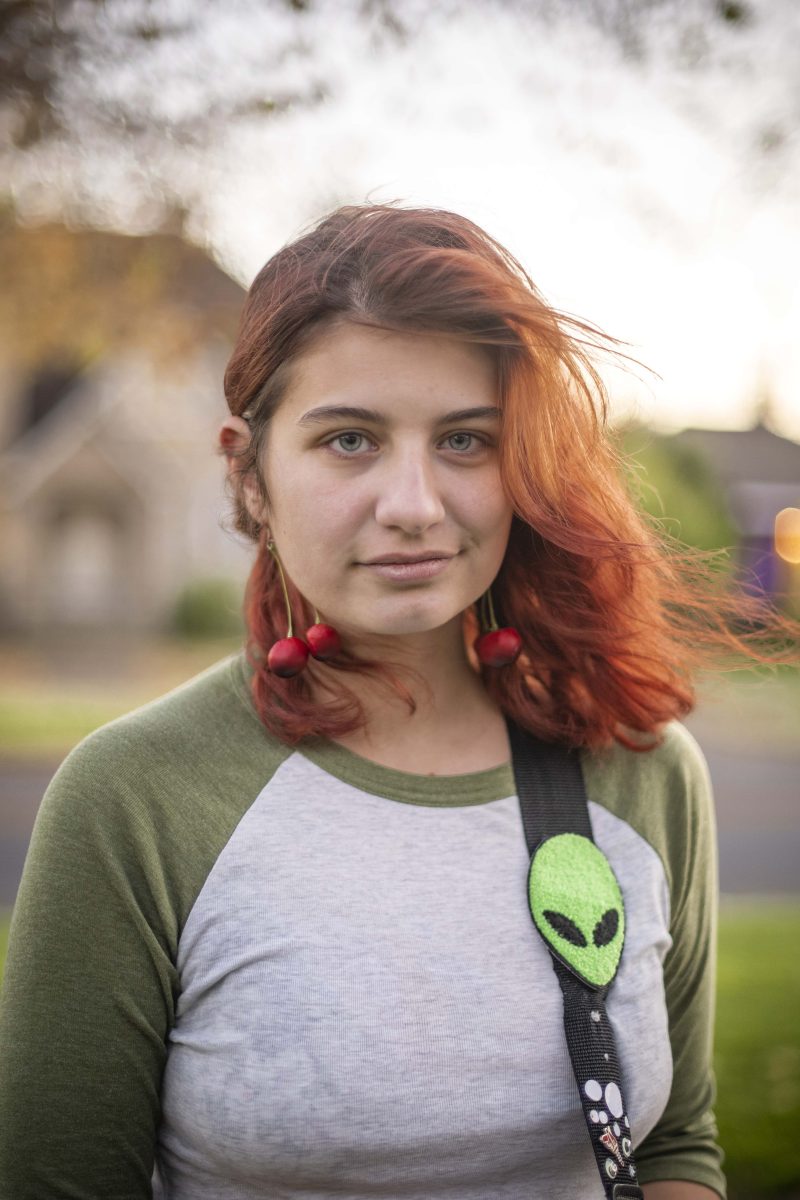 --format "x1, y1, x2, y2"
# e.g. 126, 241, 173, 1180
0, 216, 252, 633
